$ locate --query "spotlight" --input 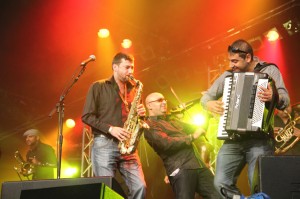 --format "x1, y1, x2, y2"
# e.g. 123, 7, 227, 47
63, 167, 78, 178
98, 29, 110, 38
264, 28, 281, 42
283, 18, 300, 36
267, 30, 279, 41
65, 119, 75, 128
121, 39, 132, 49
191, 114, 206, 126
